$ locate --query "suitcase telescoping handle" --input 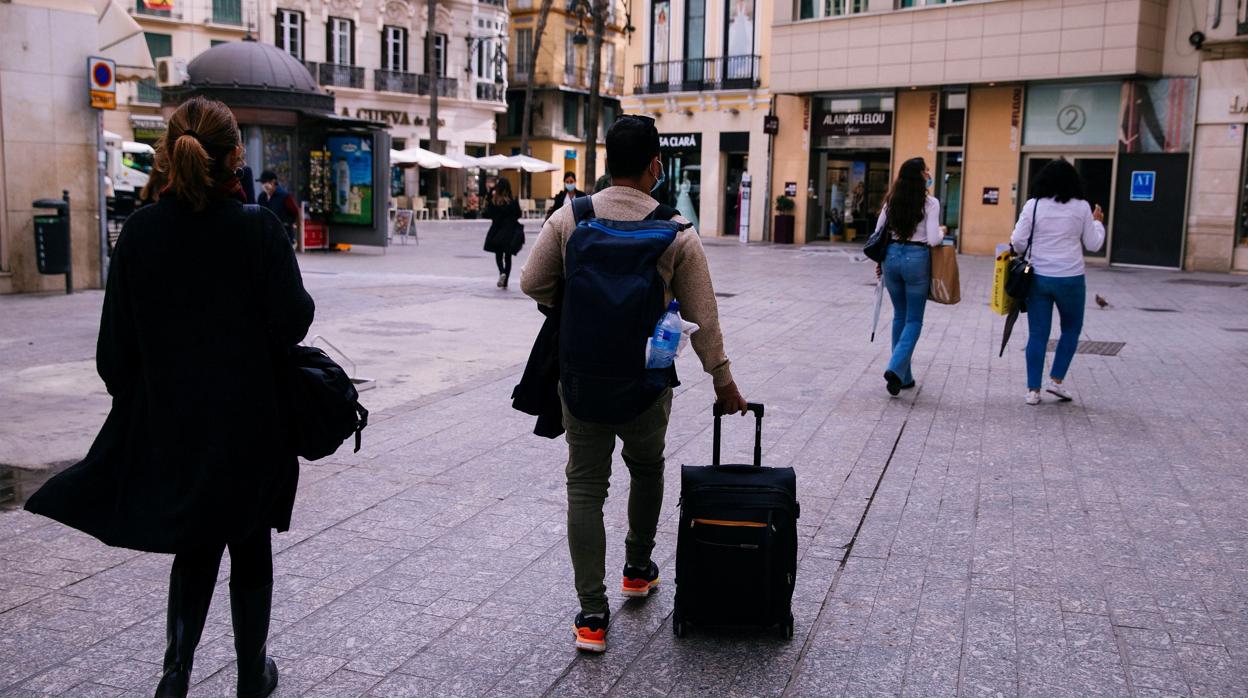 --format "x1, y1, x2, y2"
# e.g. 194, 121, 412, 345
712, 402, 765, 467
